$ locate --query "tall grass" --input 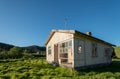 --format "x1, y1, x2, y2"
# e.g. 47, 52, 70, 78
0, 58, 120, 79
